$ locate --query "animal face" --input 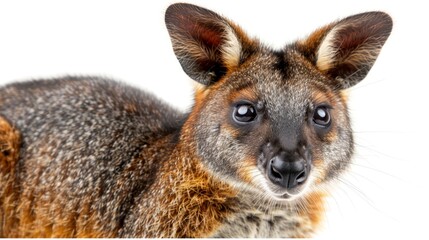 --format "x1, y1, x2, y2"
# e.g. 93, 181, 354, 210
191, 50, 353, 200
165, 3, 392, 201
